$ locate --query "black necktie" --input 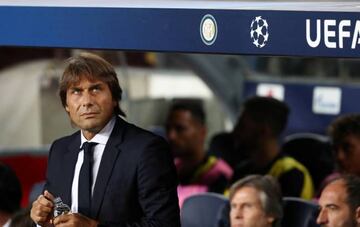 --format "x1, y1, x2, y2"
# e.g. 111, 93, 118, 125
78, 142, 97, 217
